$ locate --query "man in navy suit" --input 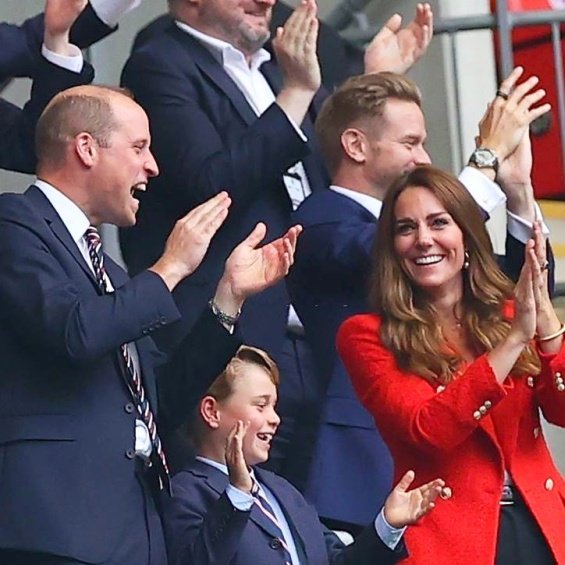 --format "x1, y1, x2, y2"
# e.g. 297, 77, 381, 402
162, 345, 444, 565
119, 0, 434, 489
0, 84, 300, 564
288, 70, 554, 534
0, 0, 142, 173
